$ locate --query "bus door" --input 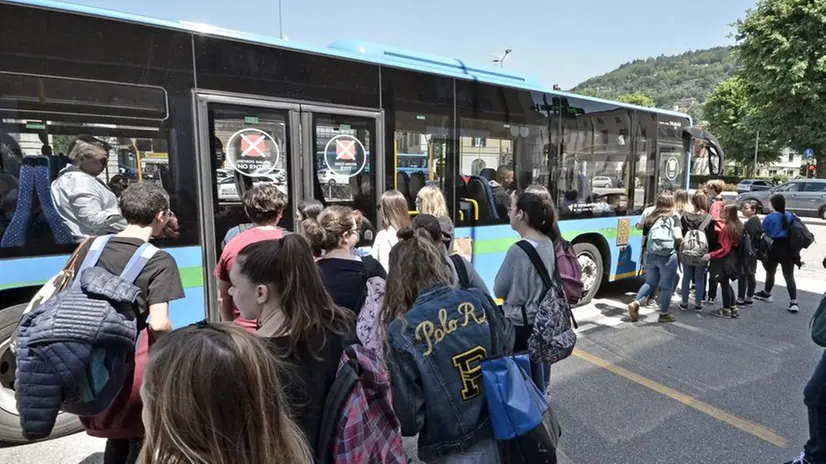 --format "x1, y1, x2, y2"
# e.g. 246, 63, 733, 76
195, 94, 383, 320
